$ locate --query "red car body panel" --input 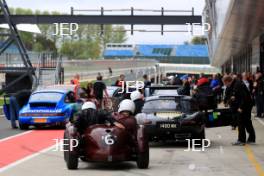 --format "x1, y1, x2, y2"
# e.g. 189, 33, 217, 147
64, 122, 148, 162
83, 124, 134, 162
